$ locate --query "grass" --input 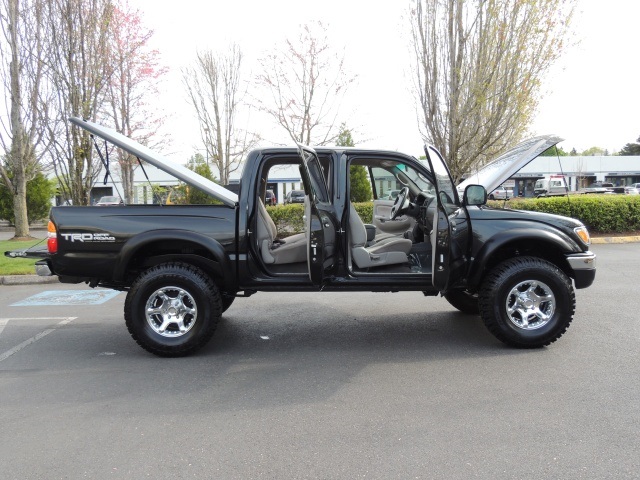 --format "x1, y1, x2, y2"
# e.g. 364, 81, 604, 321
0, 238, 46, 275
